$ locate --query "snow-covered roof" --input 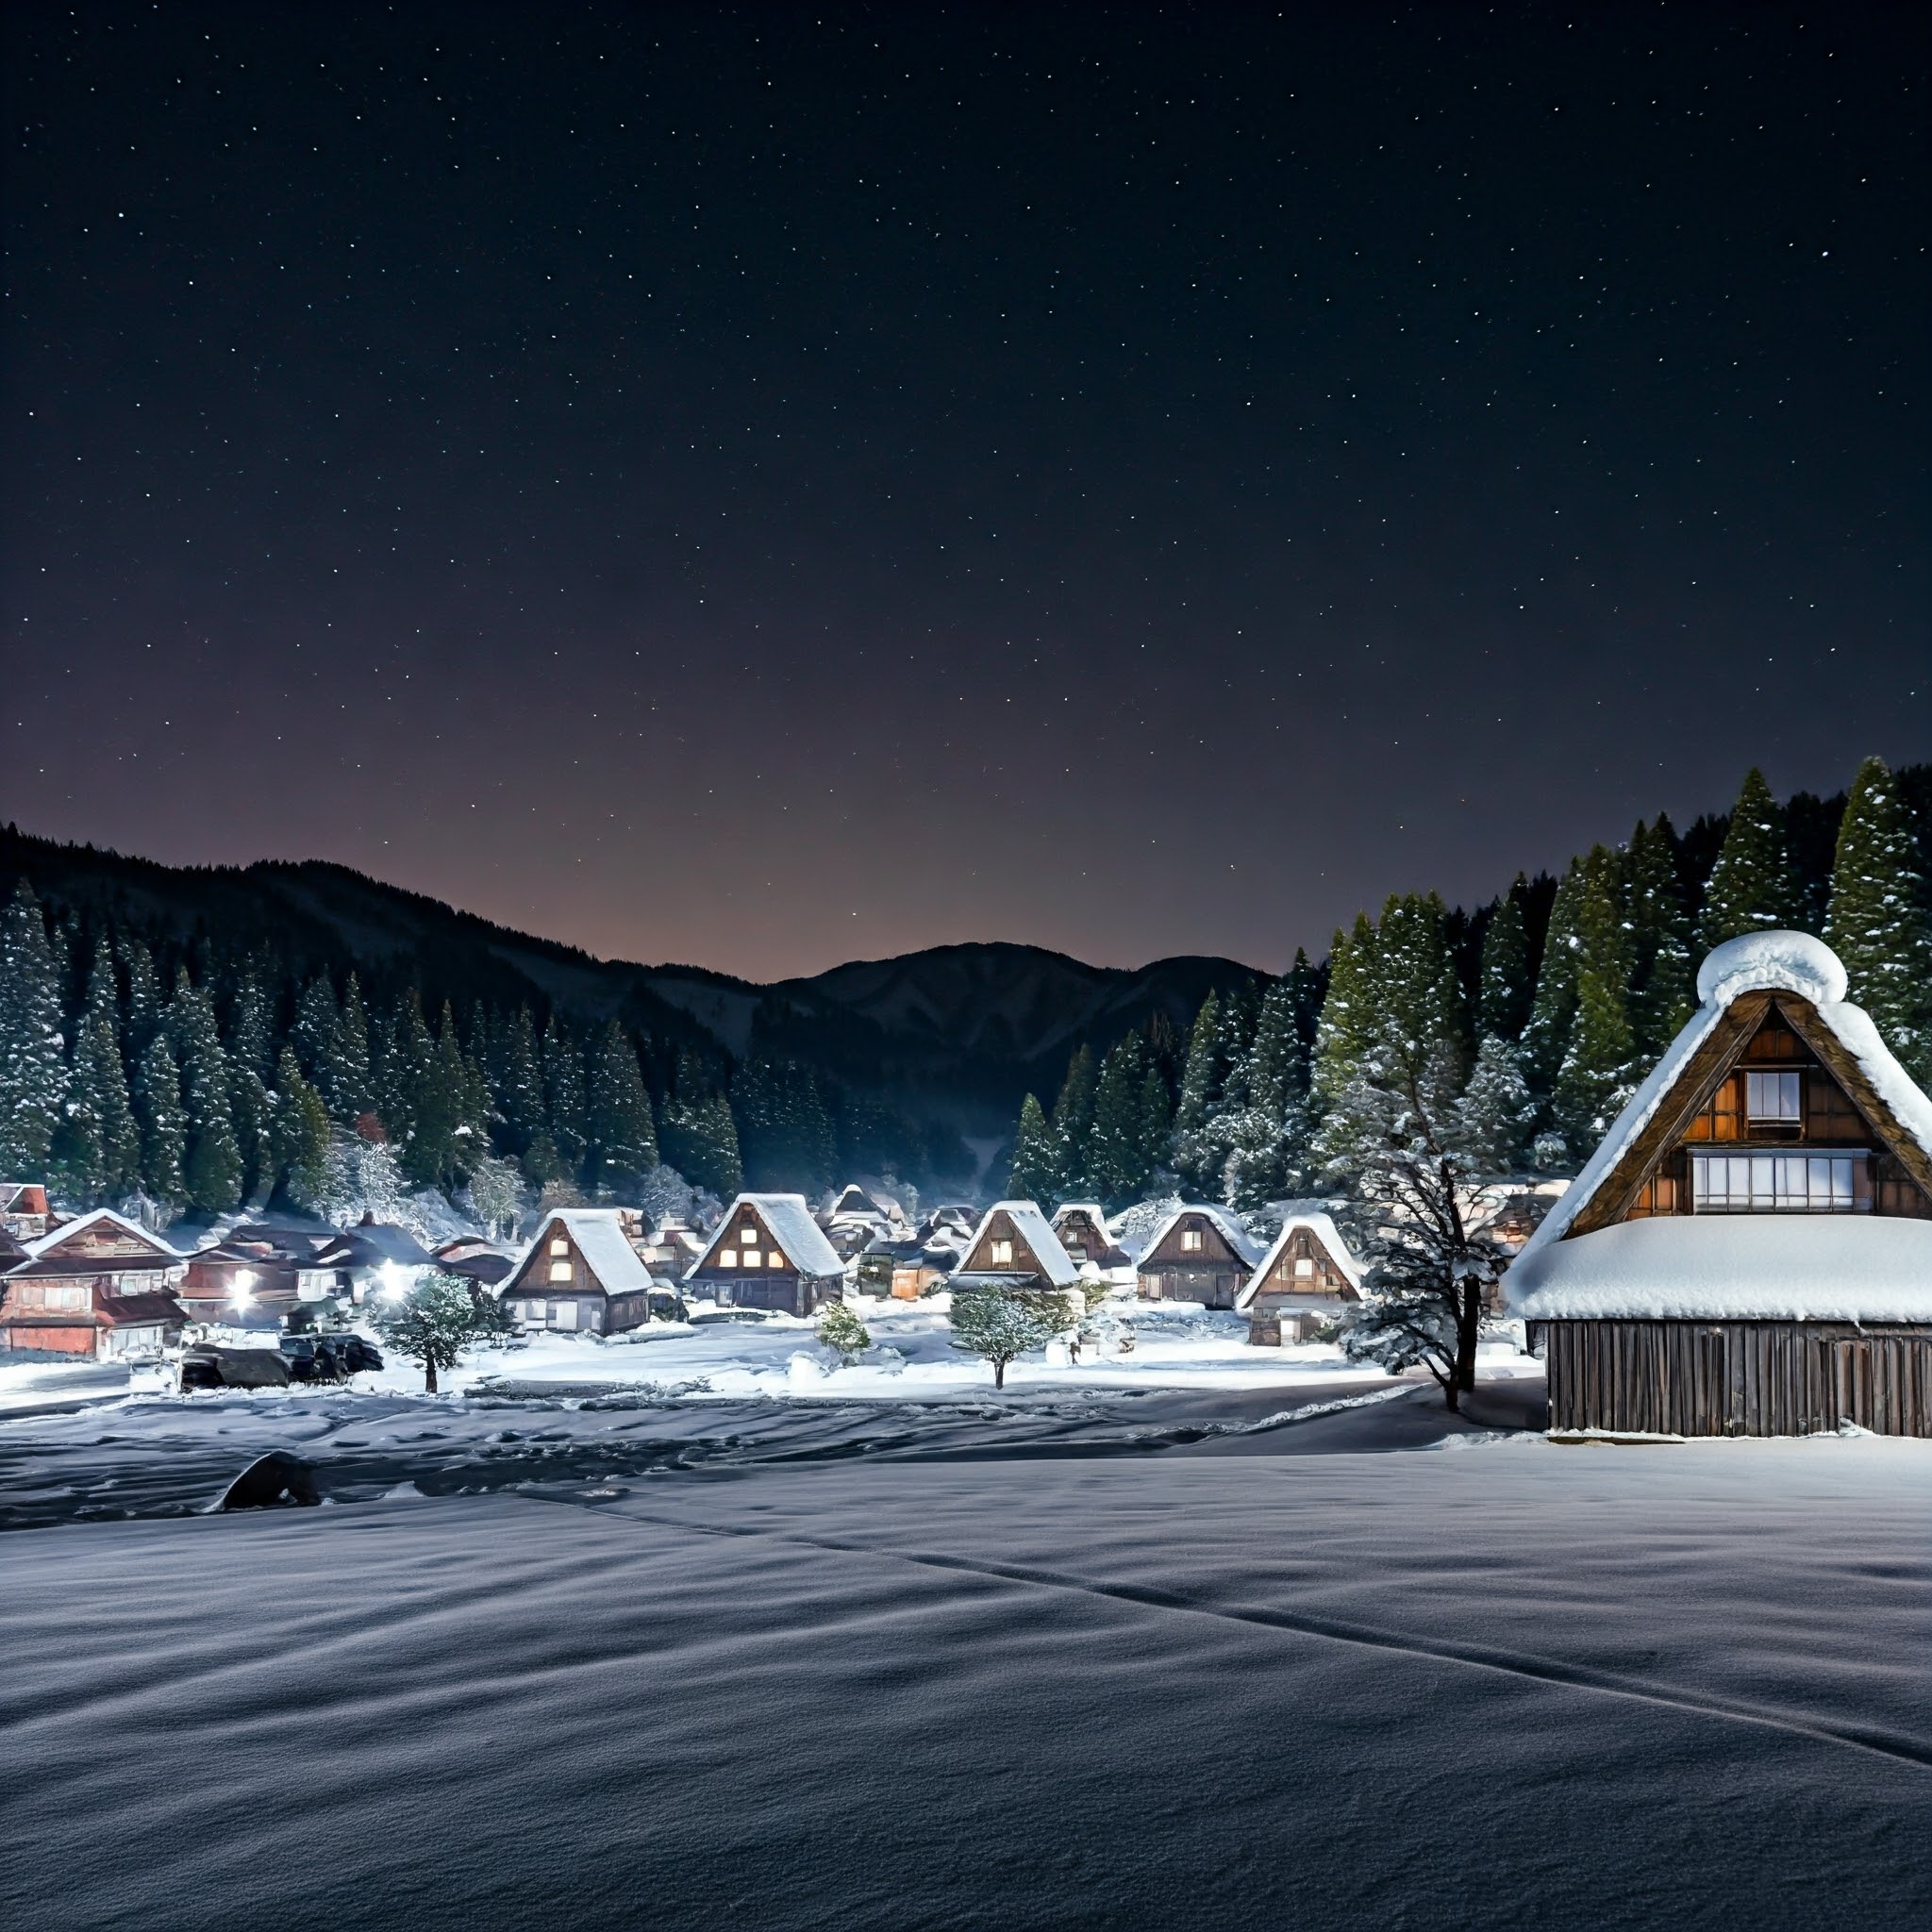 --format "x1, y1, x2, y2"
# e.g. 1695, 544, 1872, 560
1051, 1203, 1113, 1233
1235, 1212, 1365, 1308
955, 1200, 1079, 1288
22, 1208, 181, 1262
522, 1209, 659, 1296
1134, 1205, 1263, 1270
691, 1194, 845, 1281
1507, 1216, 1932, 1324
1507, 931, 1932, 1321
